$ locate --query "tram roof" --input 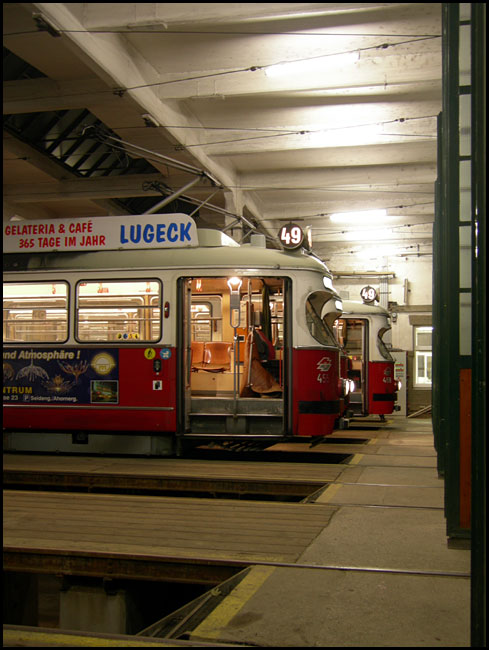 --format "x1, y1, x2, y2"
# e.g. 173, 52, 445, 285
4, 229, 333, 278
340, 300, 390, 316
